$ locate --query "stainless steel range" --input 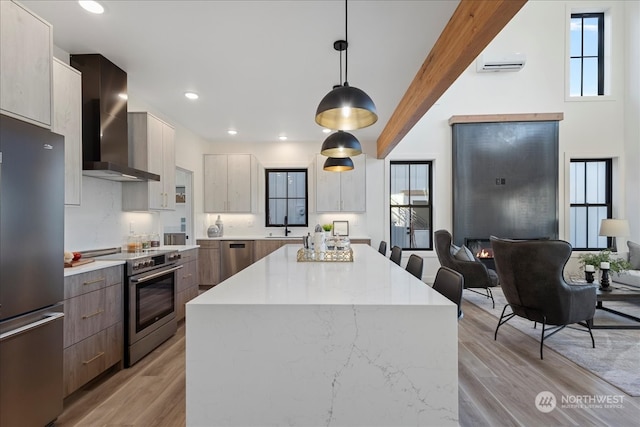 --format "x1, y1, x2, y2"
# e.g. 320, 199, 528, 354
96, 249, 182, 367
